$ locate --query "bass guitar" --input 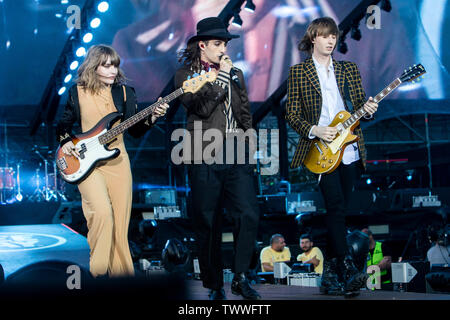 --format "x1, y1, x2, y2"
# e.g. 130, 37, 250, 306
56, 71, 217, 184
